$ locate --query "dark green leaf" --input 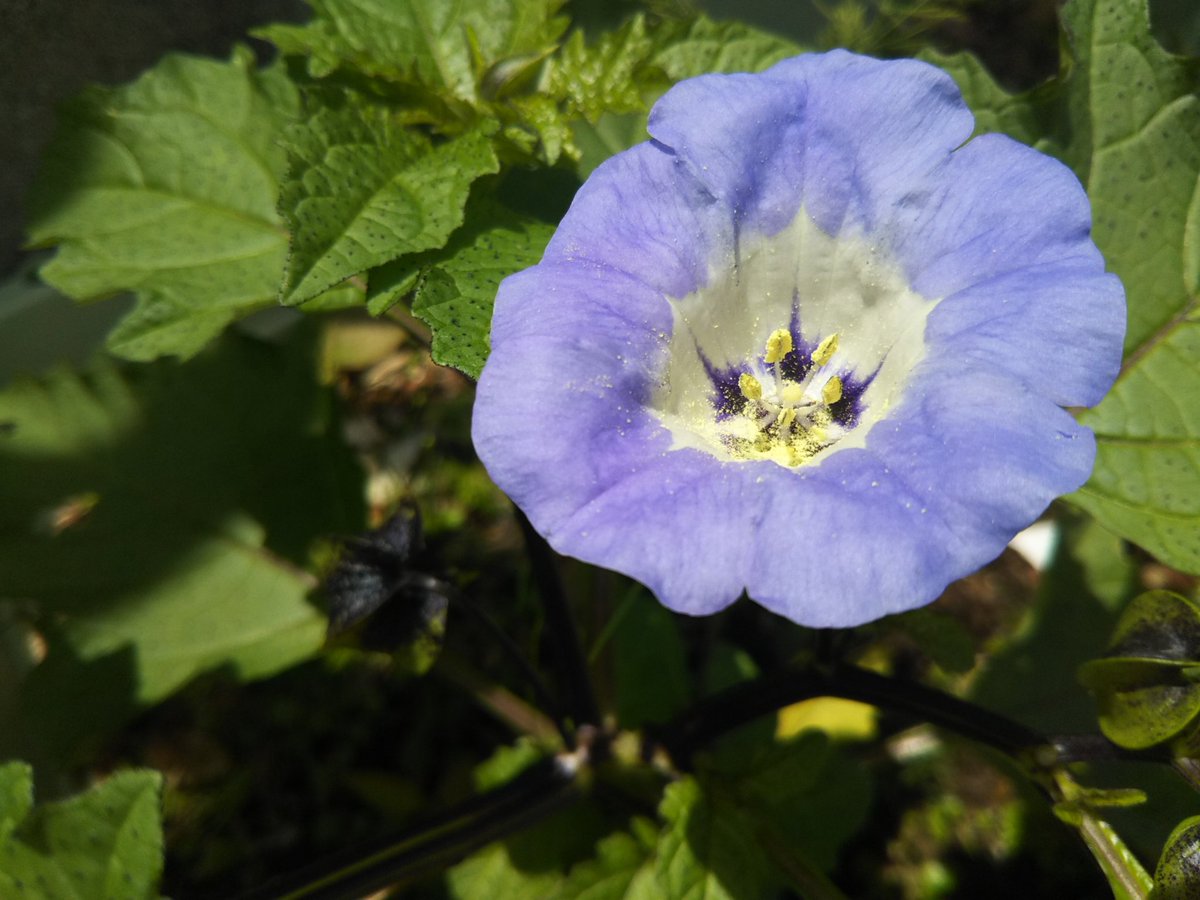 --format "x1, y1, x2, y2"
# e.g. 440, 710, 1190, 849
26, 49, 299, 360
613, 591, 690, 729
411, 215, 554, 379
